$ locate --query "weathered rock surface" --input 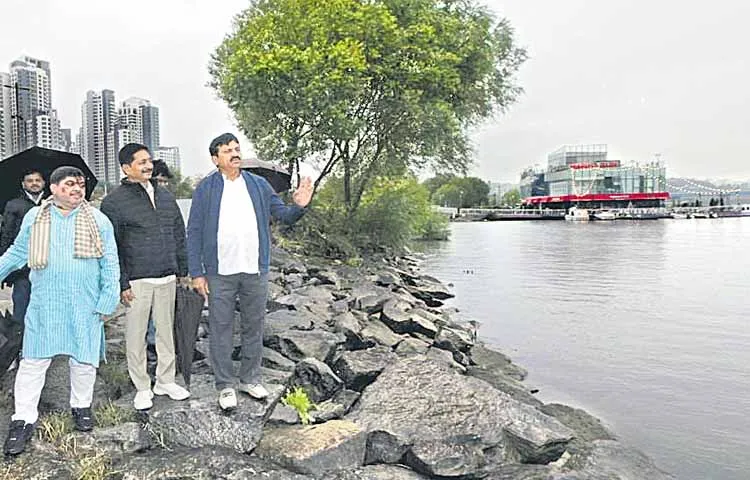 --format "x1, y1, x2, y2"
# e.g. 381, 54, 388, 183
540, 403, 616, 453
145, 374, 283, 453
265, 328, 342, 363
559, 440, 675, 480
333, 346, 396, 392
255, 420, 367, 476
292, 357, 344, 403
380, 300, 439, 338
348, 357, 574, 477
330, 464, 429, 479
